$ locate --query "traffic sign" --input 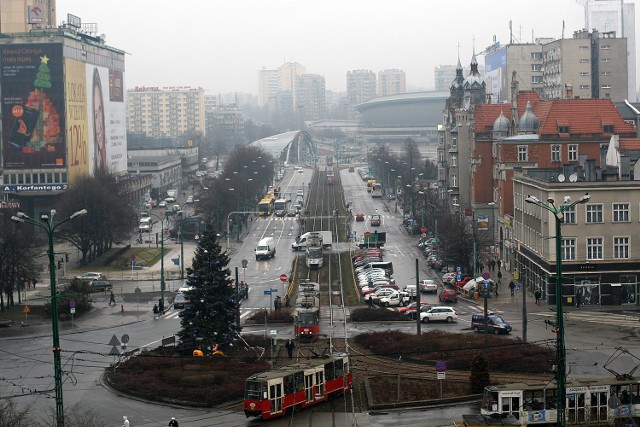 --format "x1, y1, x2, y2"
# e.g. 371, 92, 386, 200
69, 299, 76, 308
242, 259, 248, 269
280, 274, 288, 282
23, 306, 30, 314
70, 308, 76, 314
421, 226, 427, 234
456, 273, 462, 282
482, 272, 490, 280
365, 231, 371, 237
435, 360, 447, 372
437, 371, 446, 380
264, 290, 272, 296
456, 266, 462, 273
